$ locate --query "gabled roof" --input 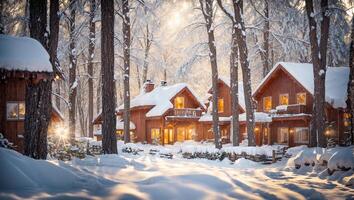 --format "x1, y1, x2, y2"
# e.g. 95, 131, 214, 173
207, 76, 246, 111
118, 83, 206, 118
0, 34, 53, 72
253, 62, 349, 109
